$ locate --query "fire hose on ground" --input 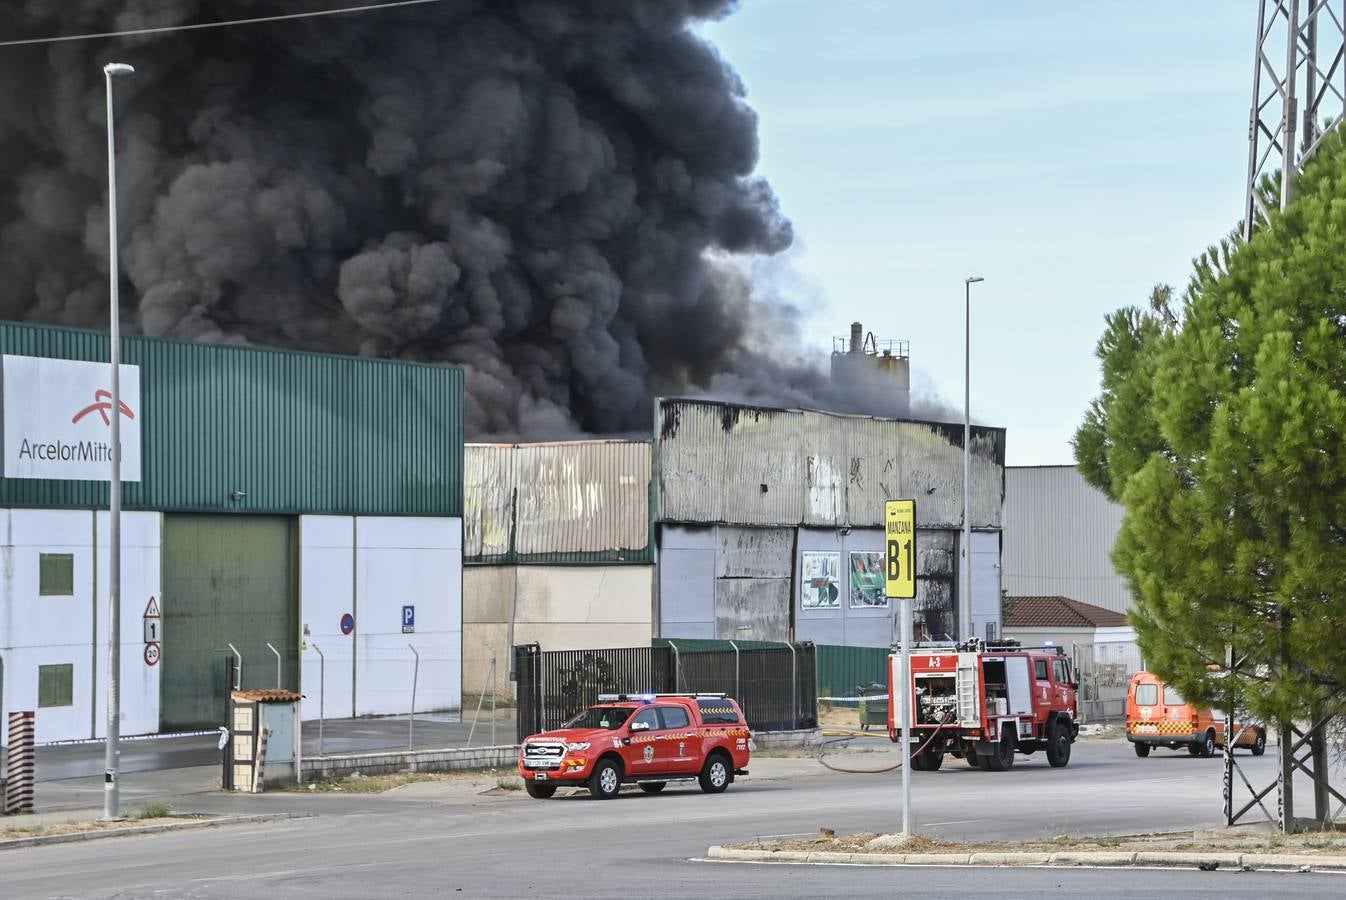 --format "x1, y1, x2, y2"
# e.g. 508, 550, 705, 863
815, 712, 957, 775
